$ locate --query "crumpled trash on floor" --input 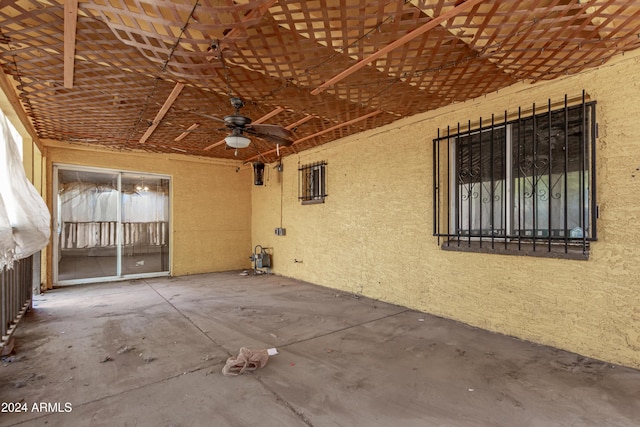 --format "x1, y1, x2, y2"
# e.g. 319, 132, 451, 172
222, 347, 278, 376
